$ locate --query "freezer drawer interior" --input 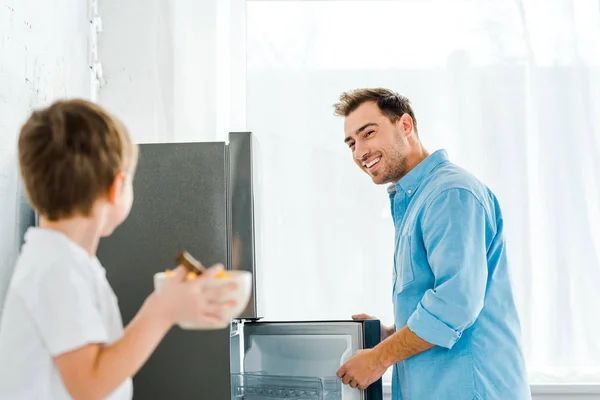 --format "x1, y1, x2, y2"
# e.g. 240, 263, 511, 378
231, 321, 379, 400
231, 373, 341, 399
